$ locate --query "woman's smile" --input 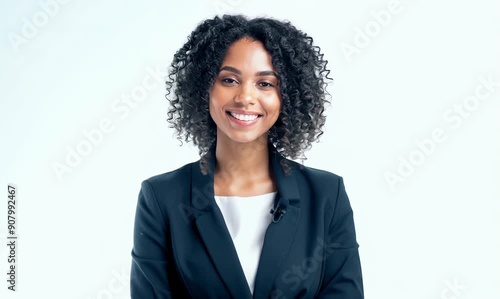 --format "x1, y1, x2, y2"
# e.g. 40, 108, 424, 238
226, 110, 262, 127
